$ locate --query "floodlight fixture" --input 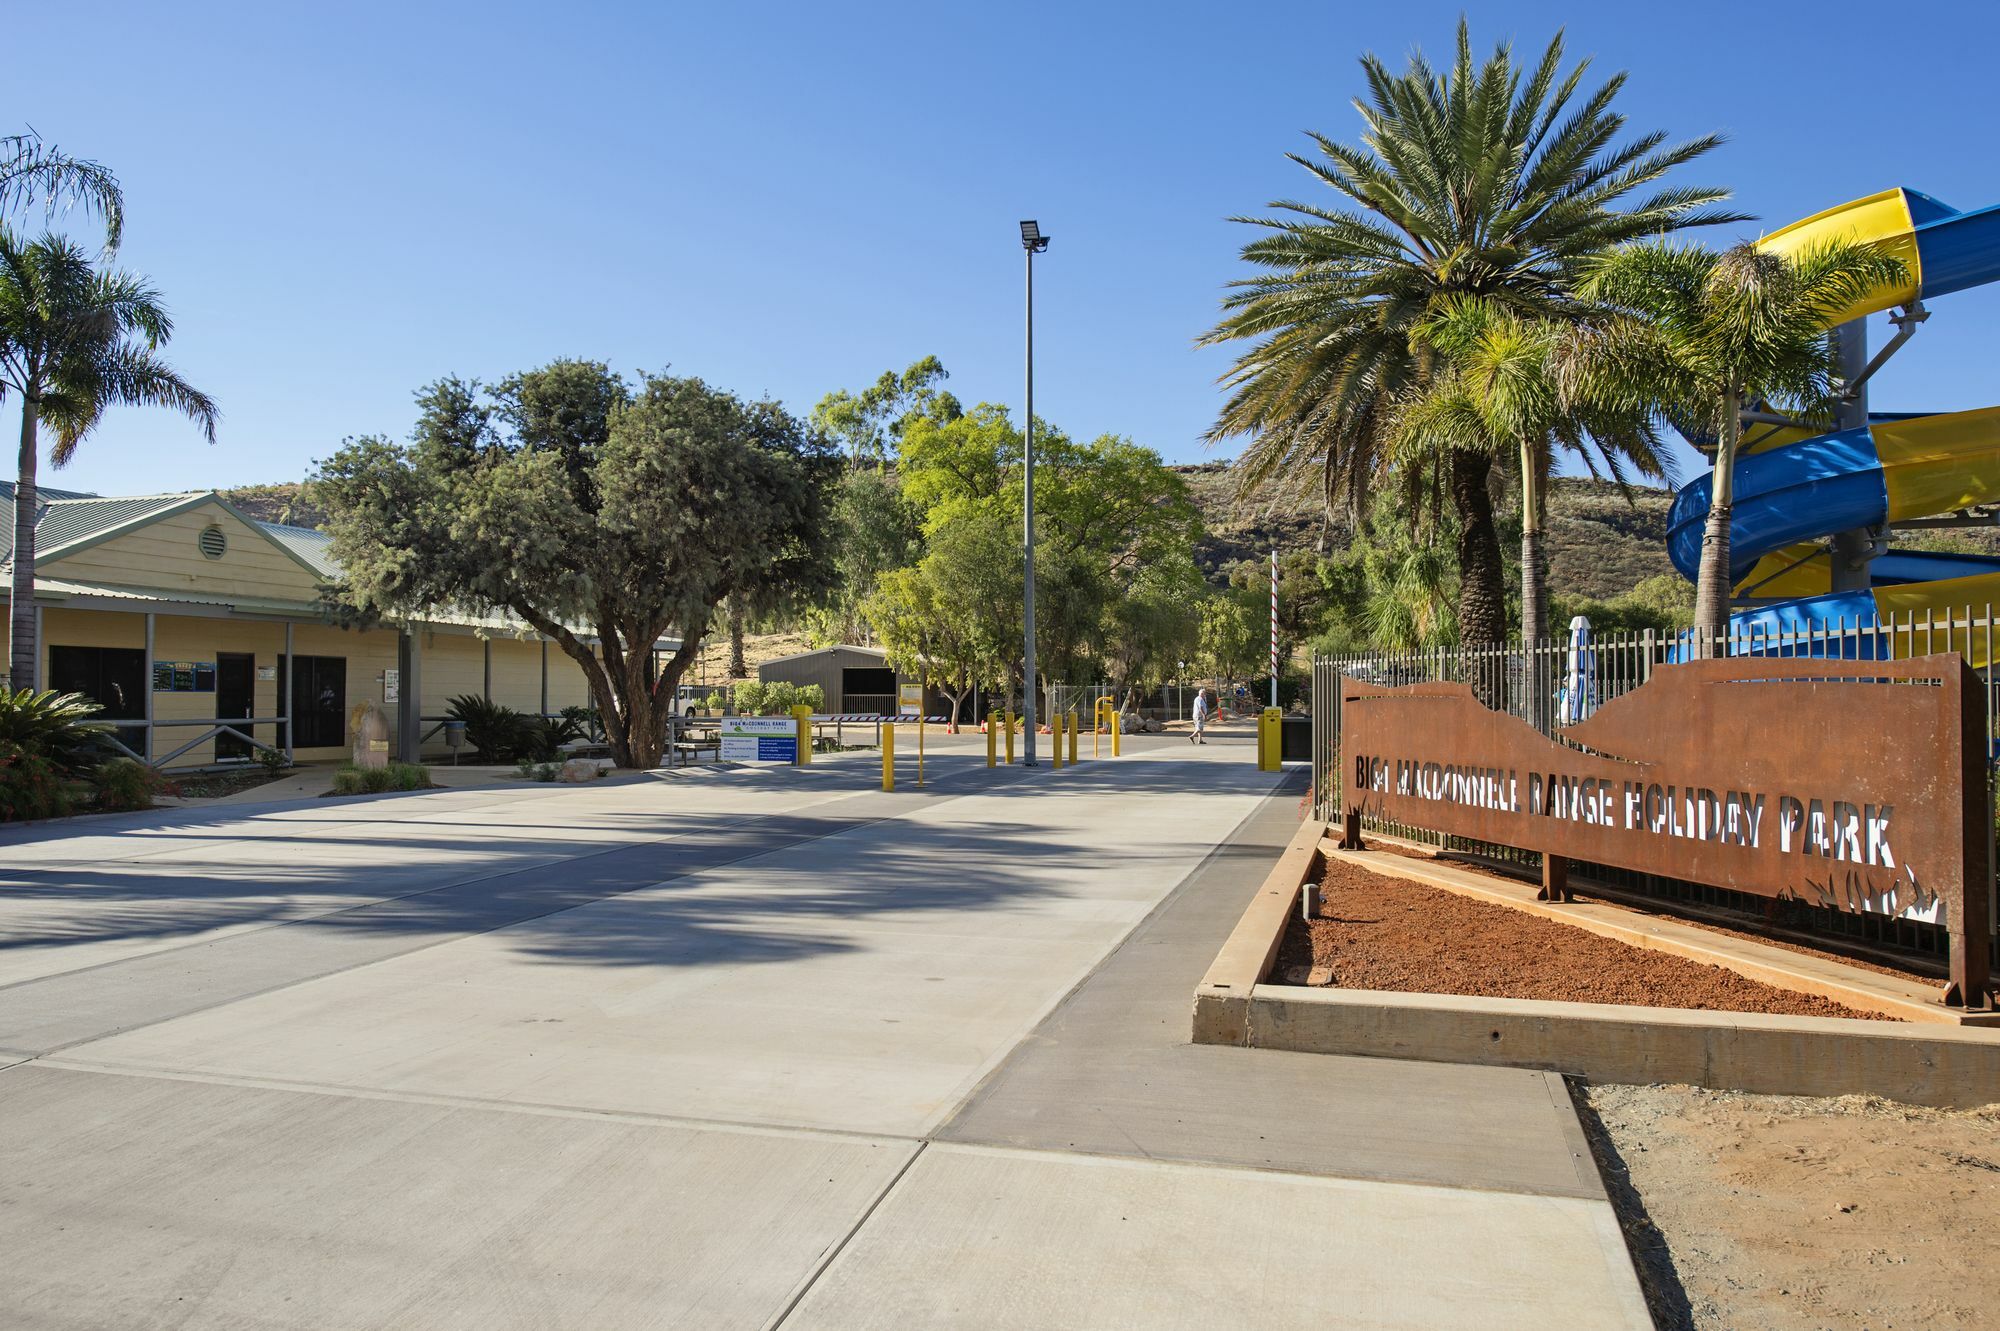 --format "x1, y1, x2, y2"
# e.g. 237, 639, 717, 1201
1020, 219, 1050, 252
